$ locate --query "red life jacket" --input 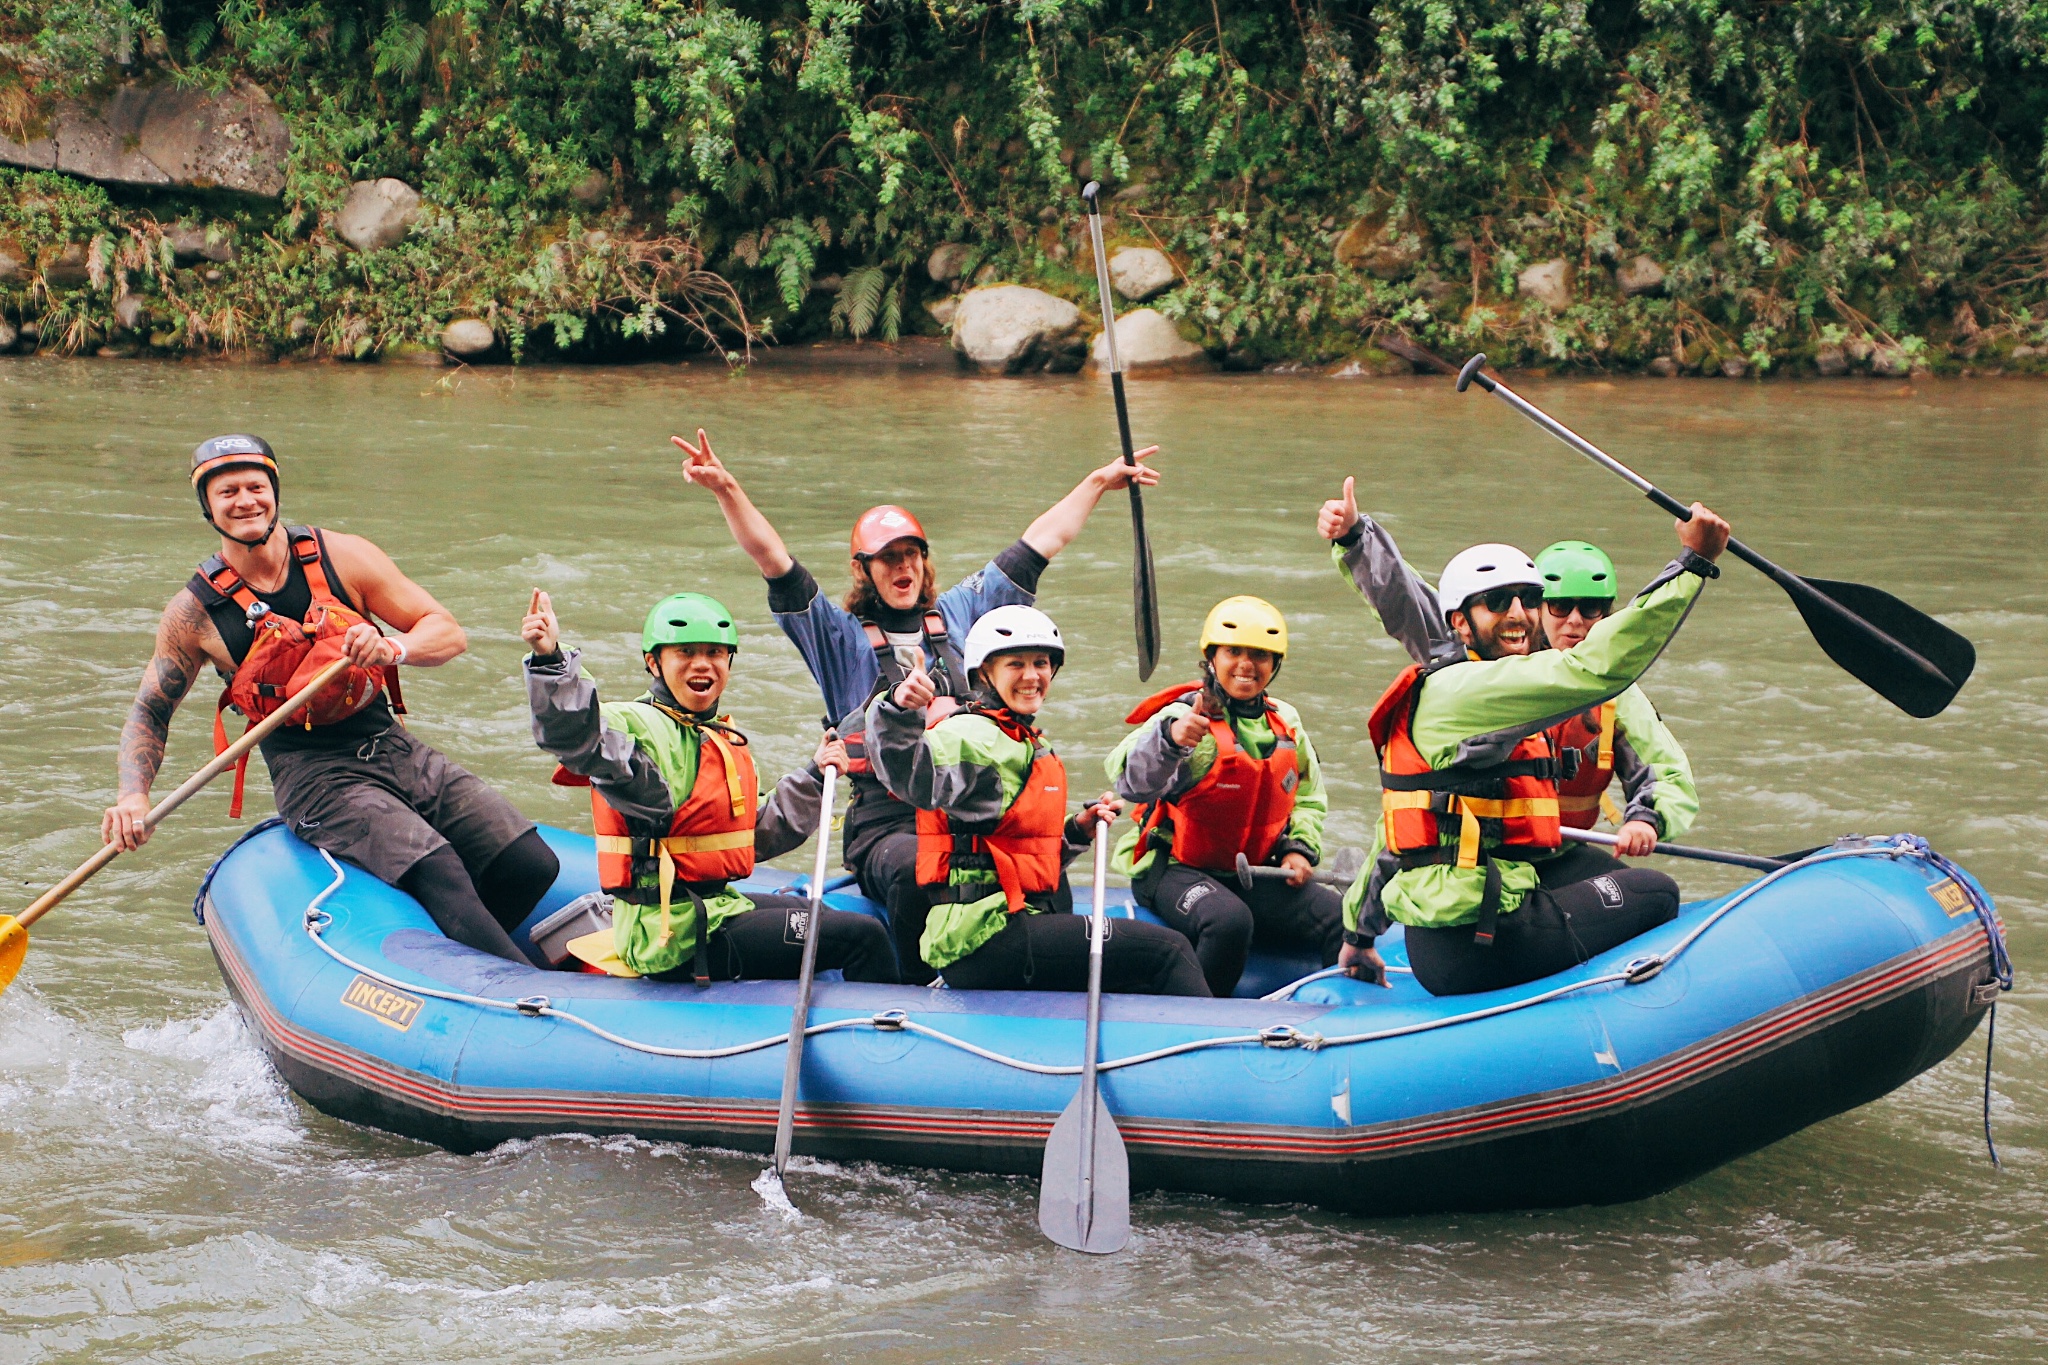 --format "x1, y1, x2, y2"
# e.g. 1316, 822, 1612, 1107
1366, 661, 1561, 943
914, 707, 1068, 912
1549, 701, 1618, 830
1125, 682, 1300, 872
554, 711, 760, 898
199, 528, 403, 817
